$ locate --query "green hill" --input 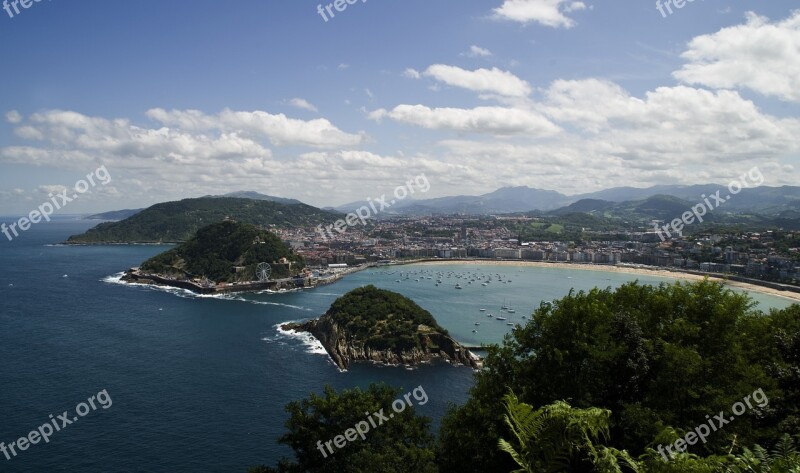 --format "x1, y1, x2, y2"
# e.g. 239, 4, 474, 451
139, 220, 304, 282
325, 285, 446, 351
67, 197, 340, 243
